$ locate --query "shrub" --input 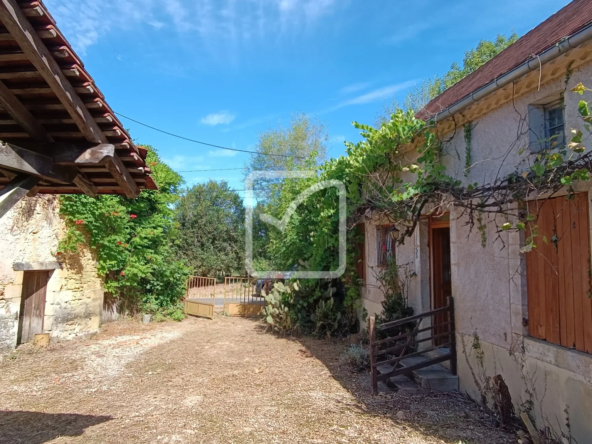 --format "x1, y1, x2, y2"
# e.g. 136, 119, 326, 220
262, 281, 297, 335
373, 260, 414, 339
339, 345, 370, 372
311, 289, 341, 339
